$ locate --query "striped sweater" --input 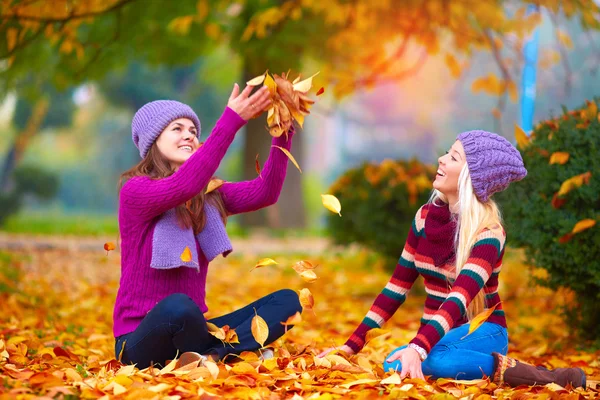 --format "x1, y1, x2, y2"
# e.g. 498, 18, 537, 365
344, 202, 507, 355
